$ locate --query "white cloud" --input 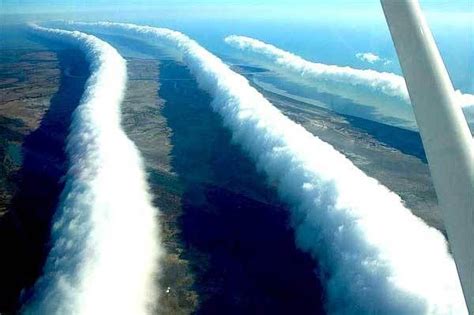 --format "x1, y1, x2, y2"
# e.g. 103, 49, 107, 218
225, 35, 474, 129
356, 52, 381, 64
23, 24, 162, 315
